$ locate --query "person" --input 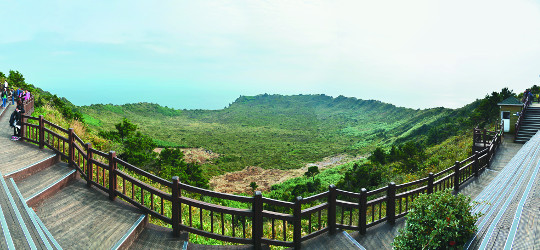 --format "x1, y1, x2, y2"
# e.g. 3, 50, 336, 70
1, 88, 7, 108
24, 90, 30, 102
11, 88, 16, 105
14, 88, 22, 103
3, 80, 7, 89
10, 99, 25, 140
528, 90, 534, 105
523, 89, 530, 104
